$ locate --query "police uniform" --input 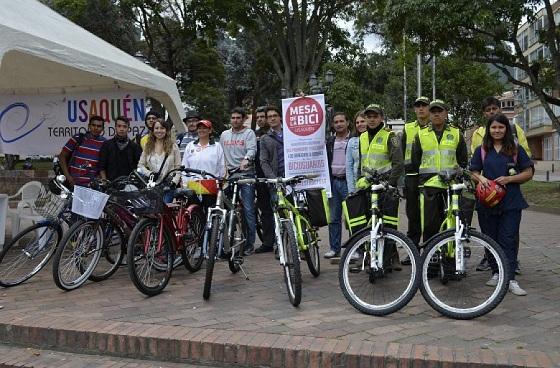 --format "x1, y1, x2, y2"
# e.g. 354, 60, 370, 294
410, 122, 468, 242
402, 119, 428, 247
356, 124, 403, 230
